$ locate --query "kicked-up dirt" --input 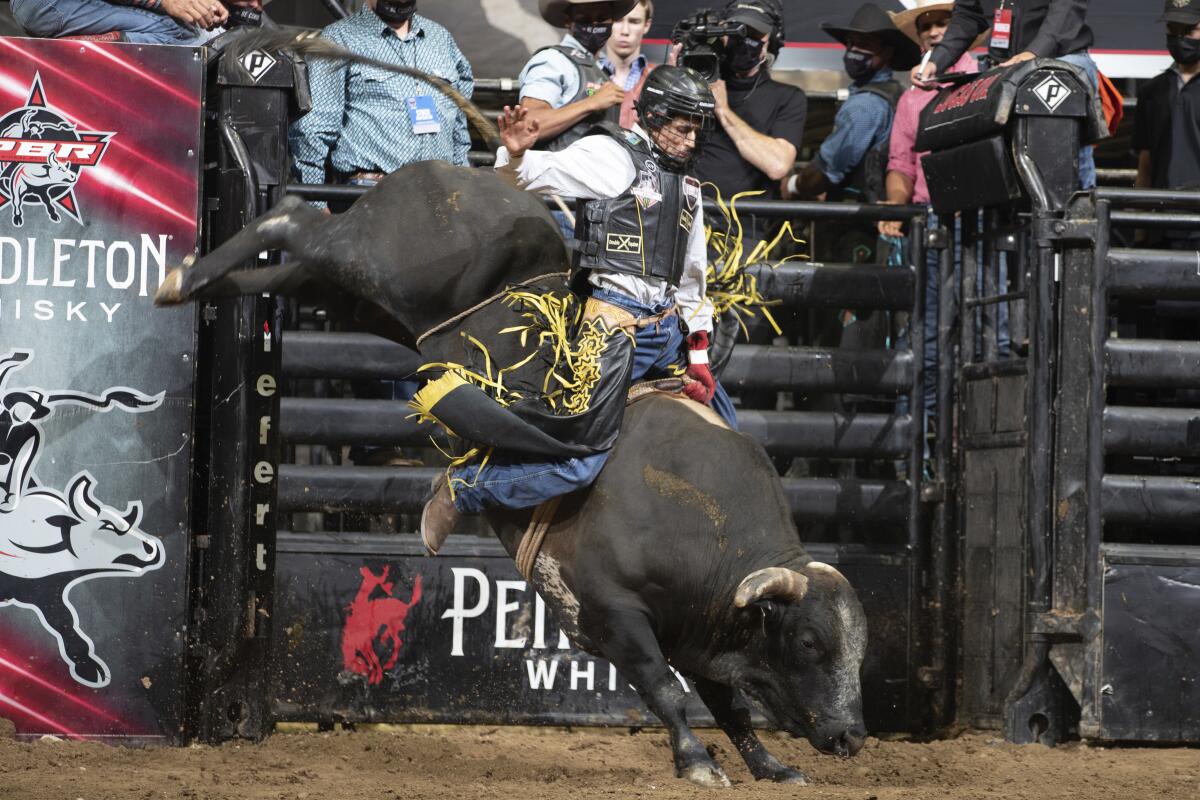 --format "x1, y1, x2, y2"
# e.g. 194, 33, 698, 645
0, 724, 1197, 800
